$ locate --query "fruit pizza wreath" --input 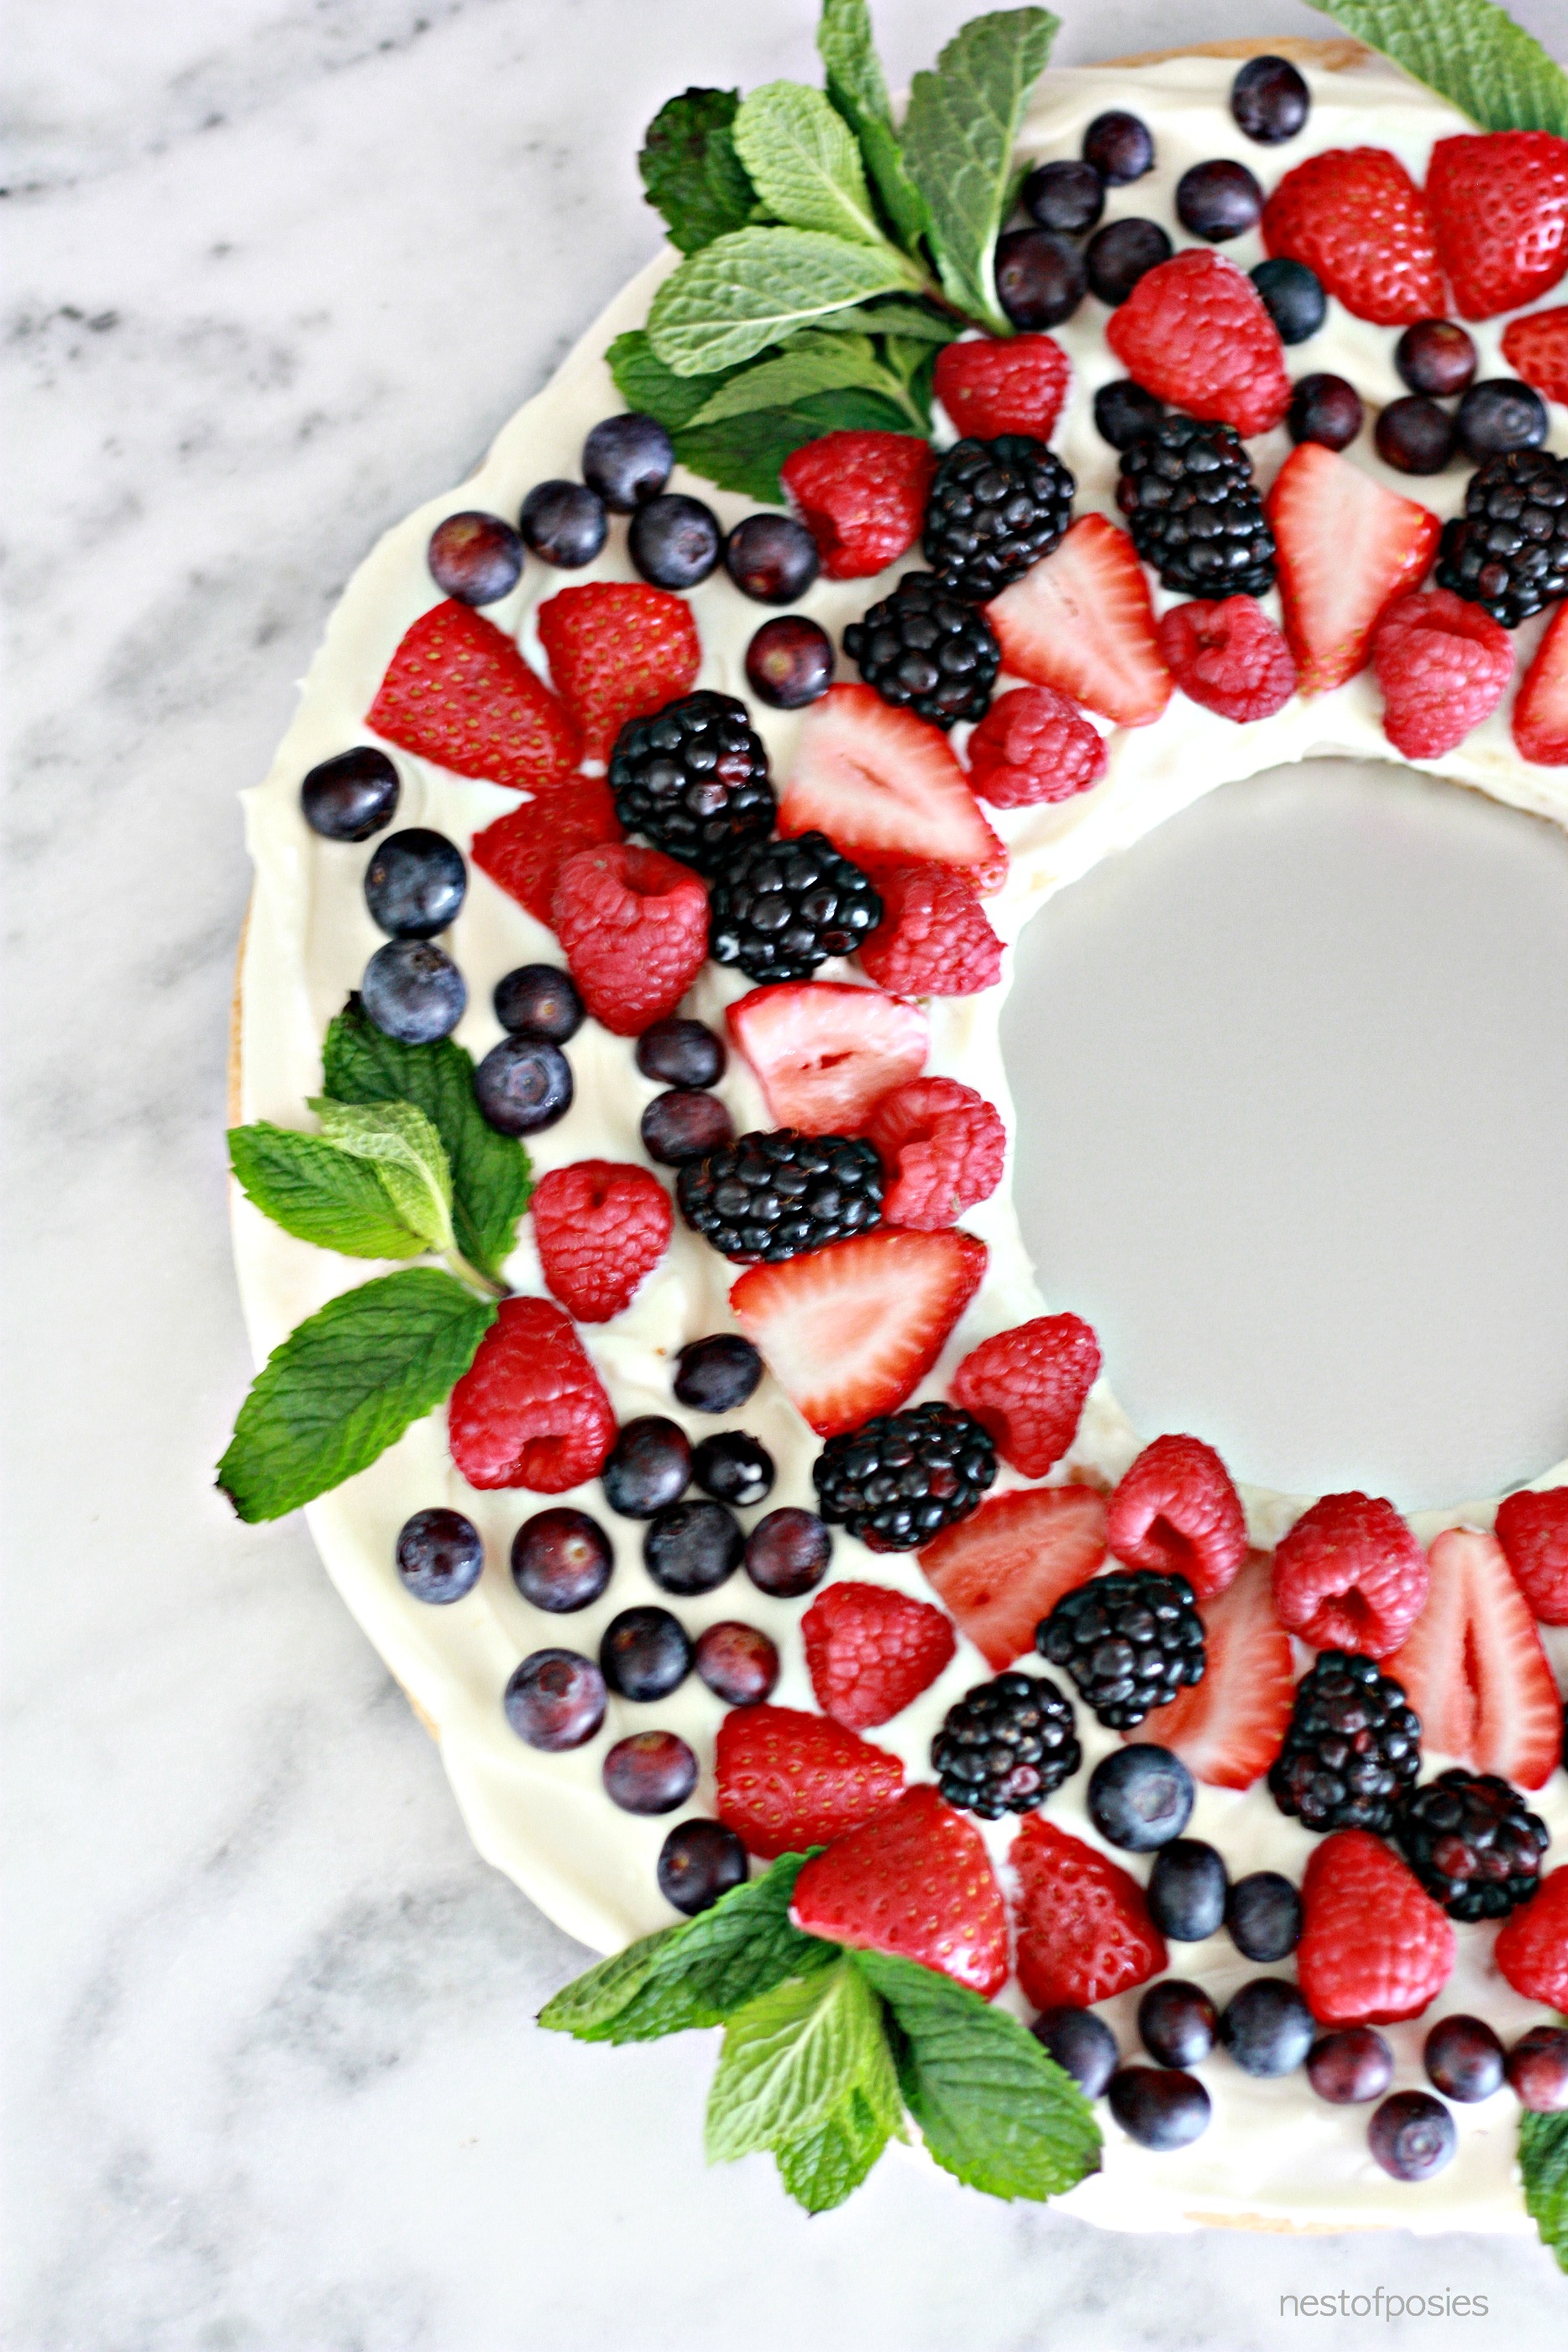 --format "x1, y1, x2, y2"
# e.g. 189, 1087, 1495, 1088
226, 0, 1568, 2243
